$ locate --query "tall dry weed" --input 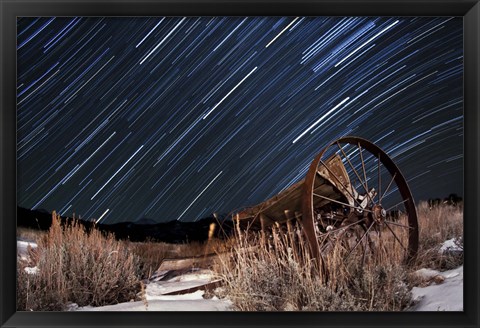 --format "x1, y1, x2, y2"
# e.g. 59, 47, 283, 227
17, 211, 140, 311
216, 221, 410, 311
413, 201, 463, 270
